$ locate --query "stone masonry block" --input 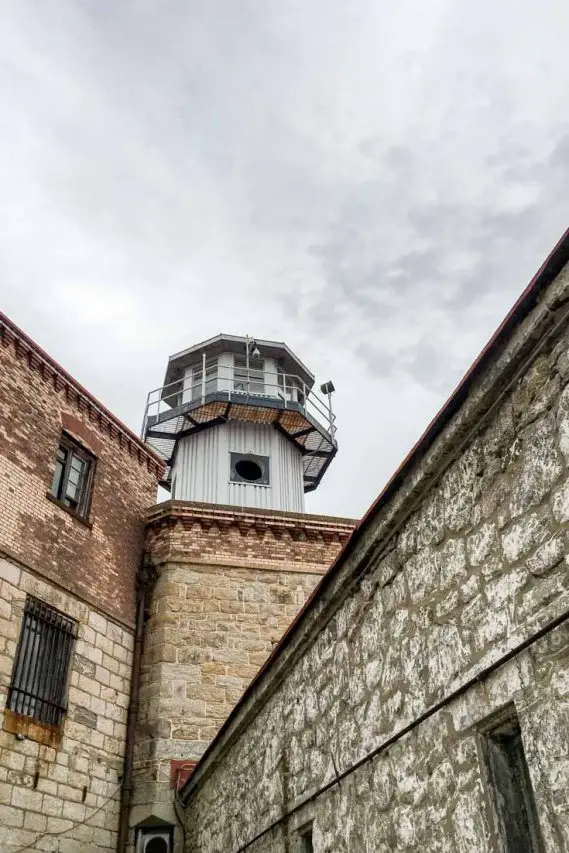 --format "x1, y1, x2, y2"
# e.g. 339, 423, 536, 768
0, 559, 20, 587
502, 511, 550, 563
